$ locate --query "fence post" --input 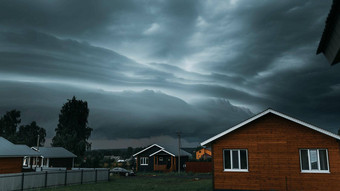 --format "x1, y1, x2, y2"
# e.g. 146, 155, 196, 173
21, 173, 24, 191
64, 170, 67, 186
81, 169, 83, 184
95, 169, 97, 183
108, 169, 110, 181
45, 171, 48, 187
